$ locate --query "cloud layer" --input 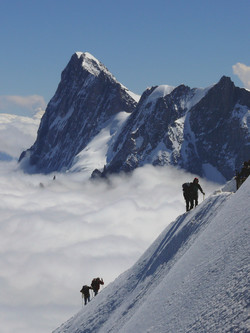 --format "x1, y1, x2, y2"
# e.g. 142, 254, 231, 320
0, 161, 220, 333
233, 63, 250, 90
0, 95, 46, 116
0, 113, 43, 159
